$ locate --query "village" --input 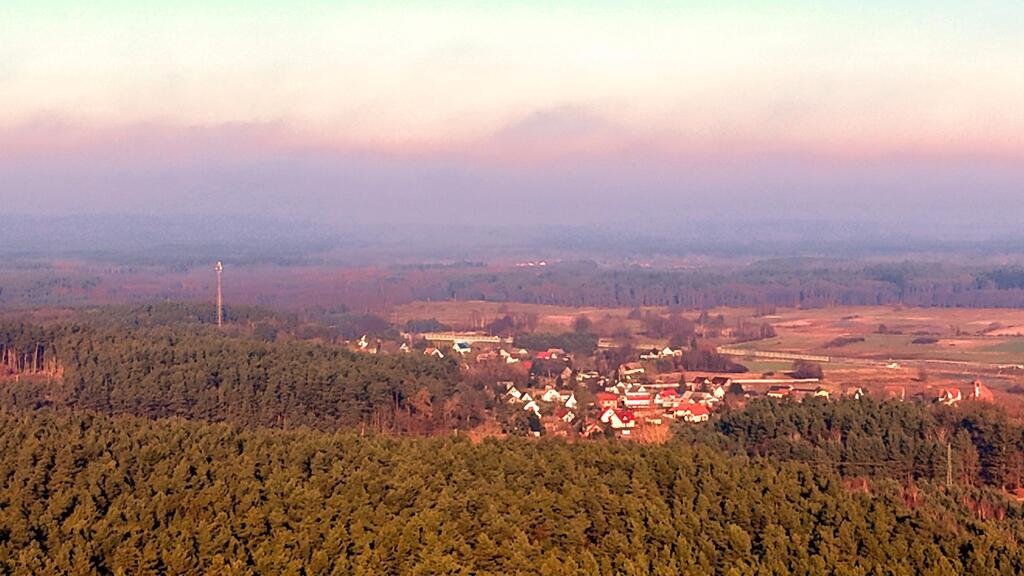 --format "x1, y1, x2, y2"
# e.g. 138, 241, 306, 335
349, 328, 997, 440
